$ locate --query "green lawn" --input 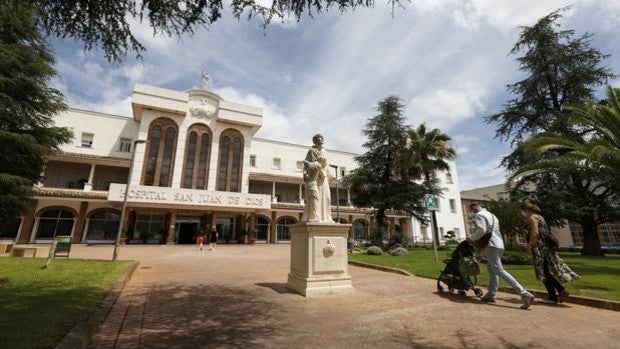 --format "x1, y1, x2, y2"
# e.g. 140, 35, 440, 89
0, 258, 131, 349
350, 249, 620, 301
